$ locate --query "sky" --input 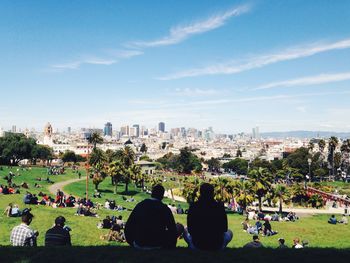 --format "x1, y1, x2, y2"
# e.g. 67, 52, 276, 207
1, 0, 350, 134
